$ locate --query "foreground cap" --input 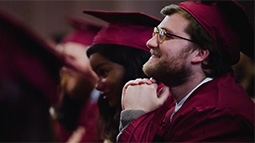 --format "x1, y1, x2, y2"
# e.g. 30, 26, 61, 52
0, 10, 63, 104
83, 10, 161, 52
62, 17, 102, 46
179, 0, 254, 65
